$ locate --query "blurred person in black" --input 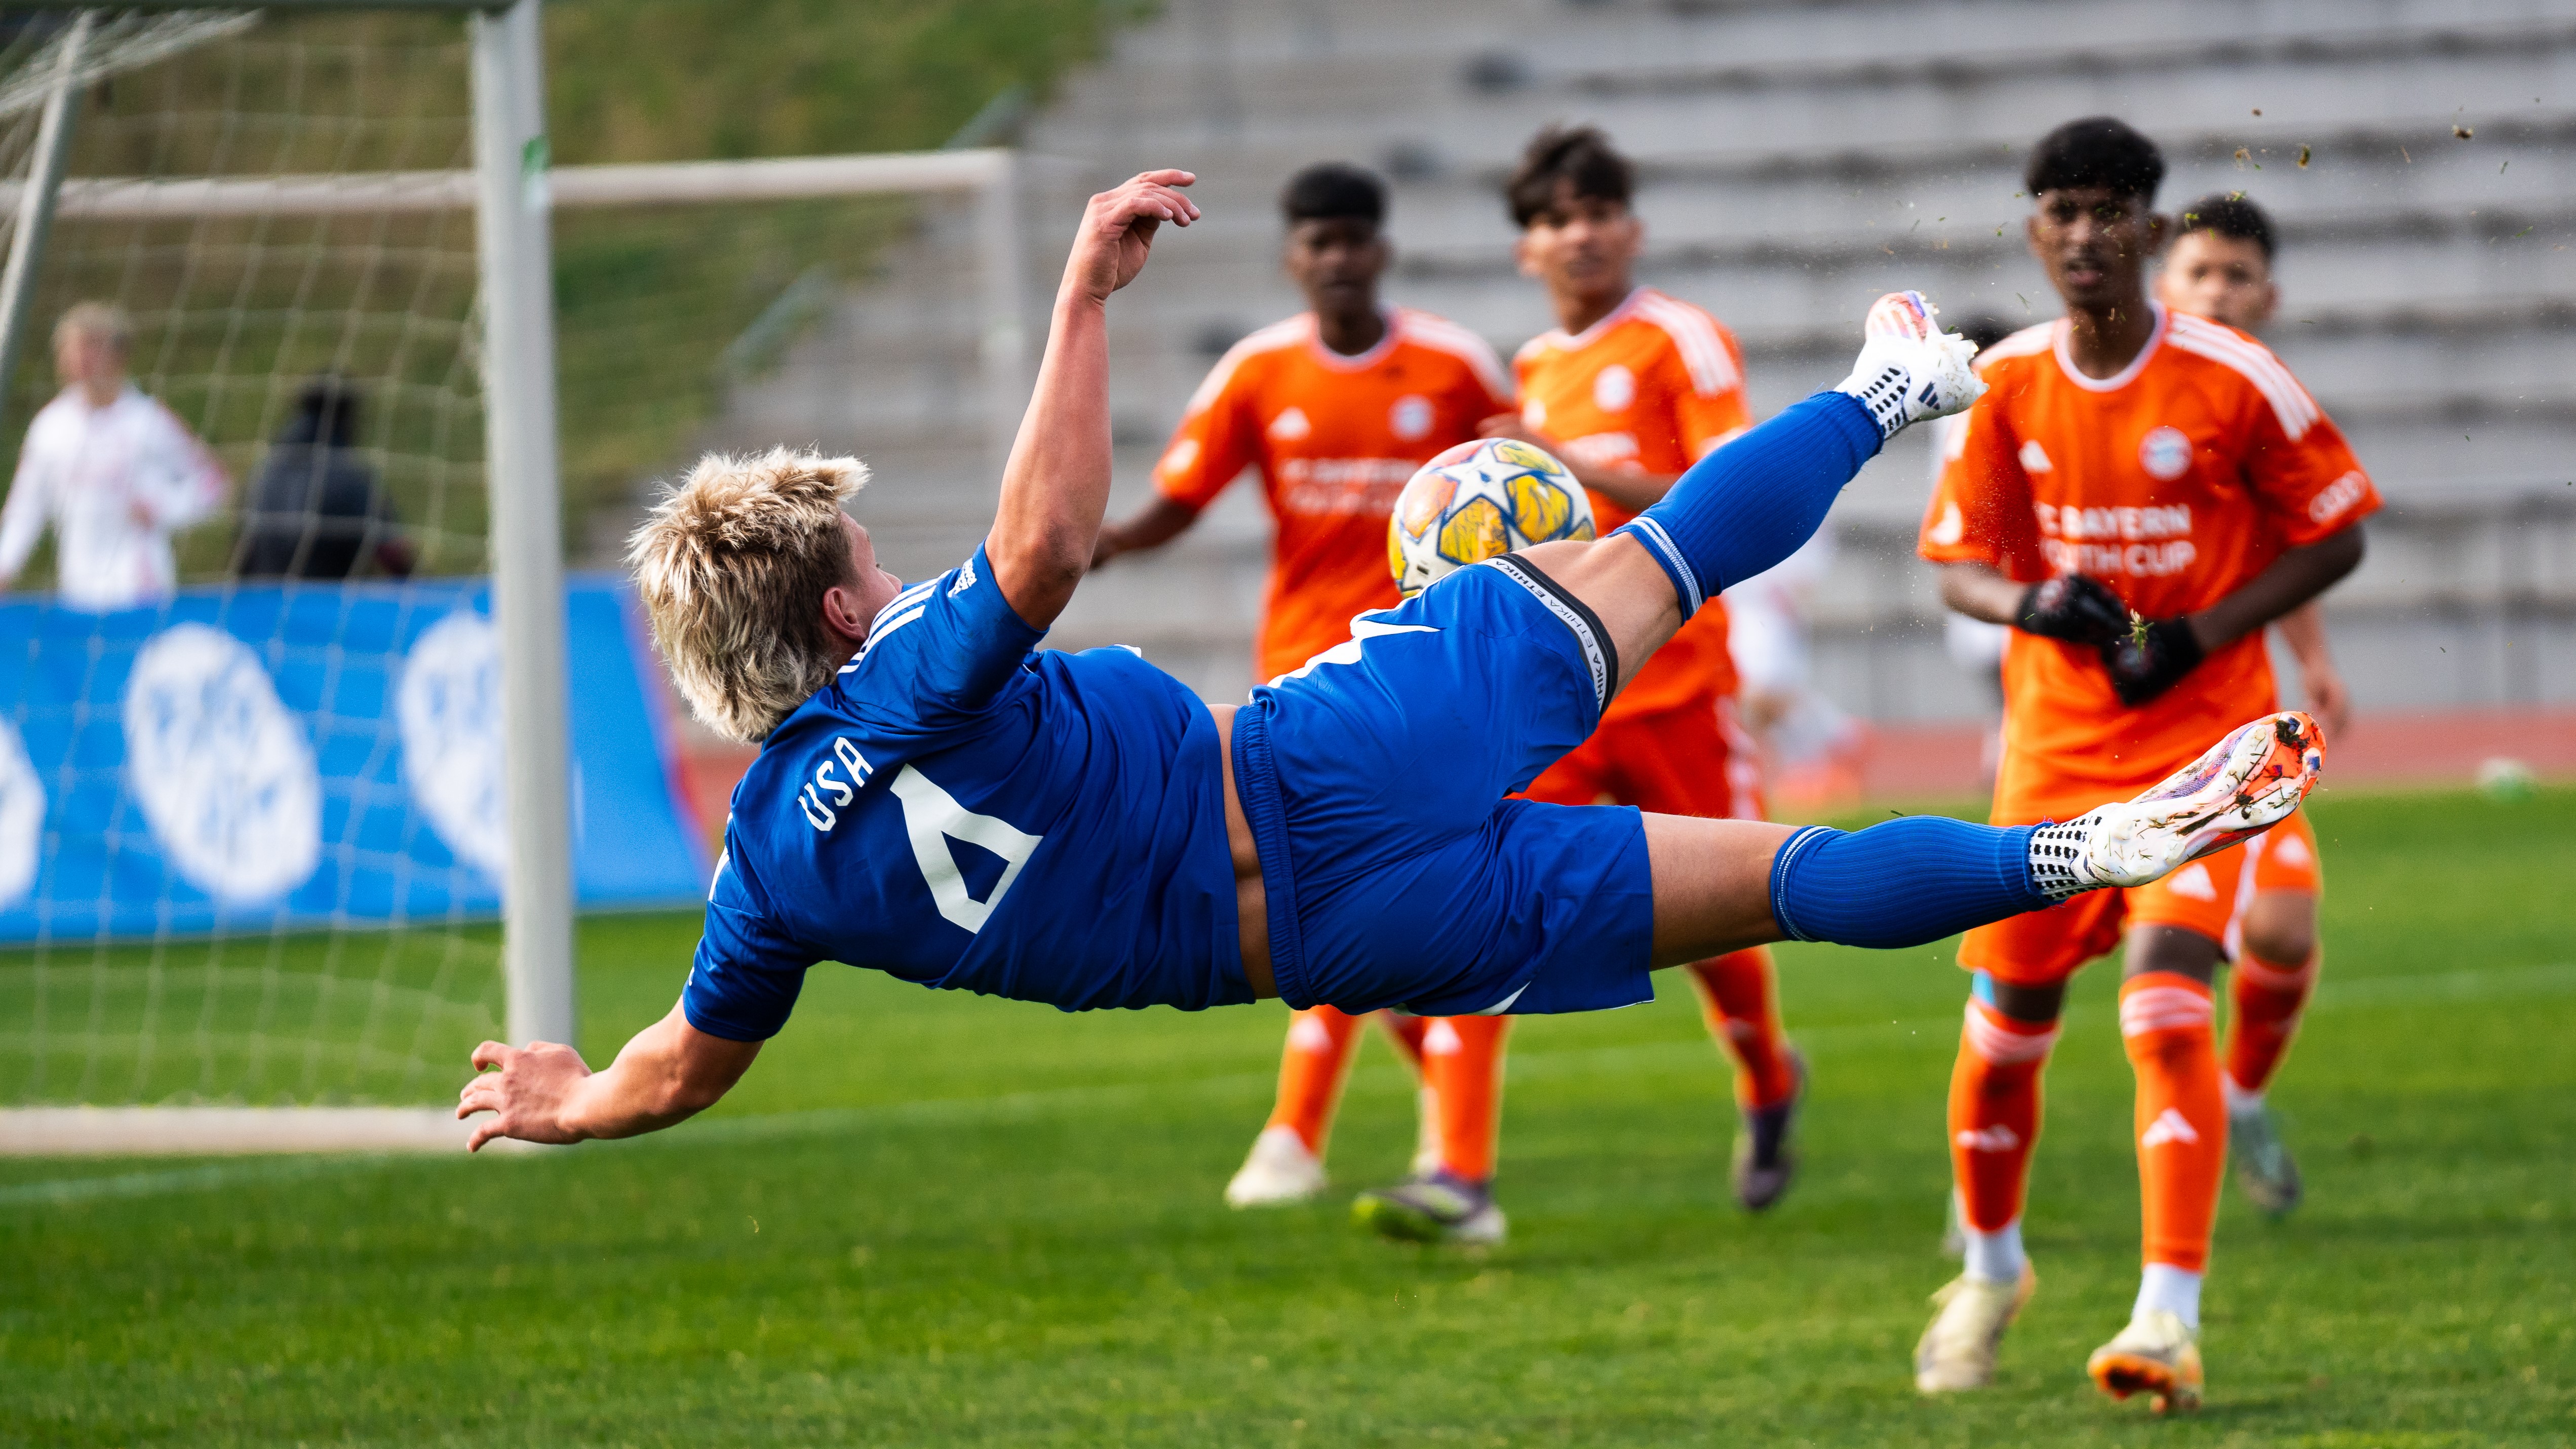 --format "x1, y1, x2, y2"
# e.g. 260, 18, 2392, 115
234, 378, 415, 579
